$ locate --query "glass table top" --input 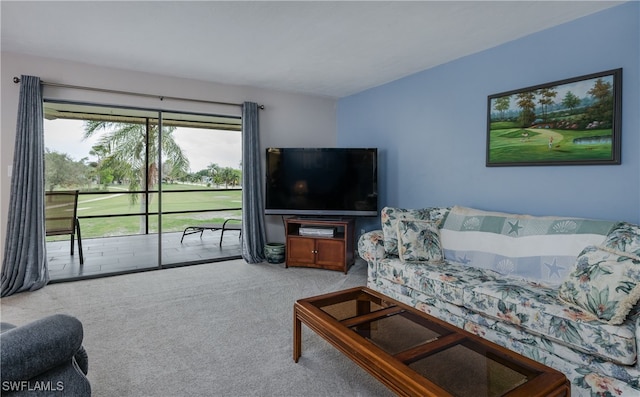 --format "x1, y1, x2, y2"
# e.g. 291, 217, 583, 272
313, 289, 536, 397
